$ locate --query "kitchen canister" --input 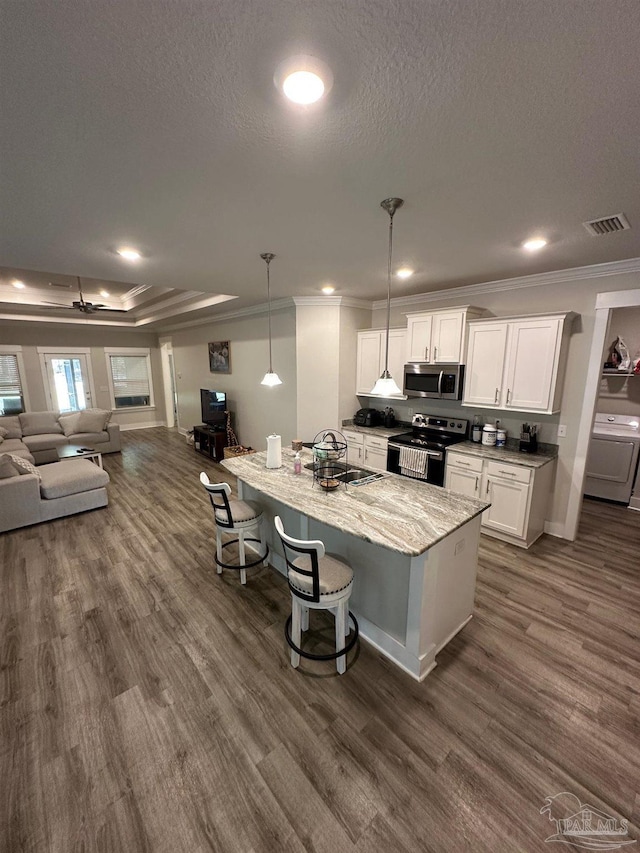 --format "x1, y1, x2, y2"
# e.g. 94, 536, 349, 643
496, 428, 507, 447
481, 424, 497, 446
266, 434, 282, 468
